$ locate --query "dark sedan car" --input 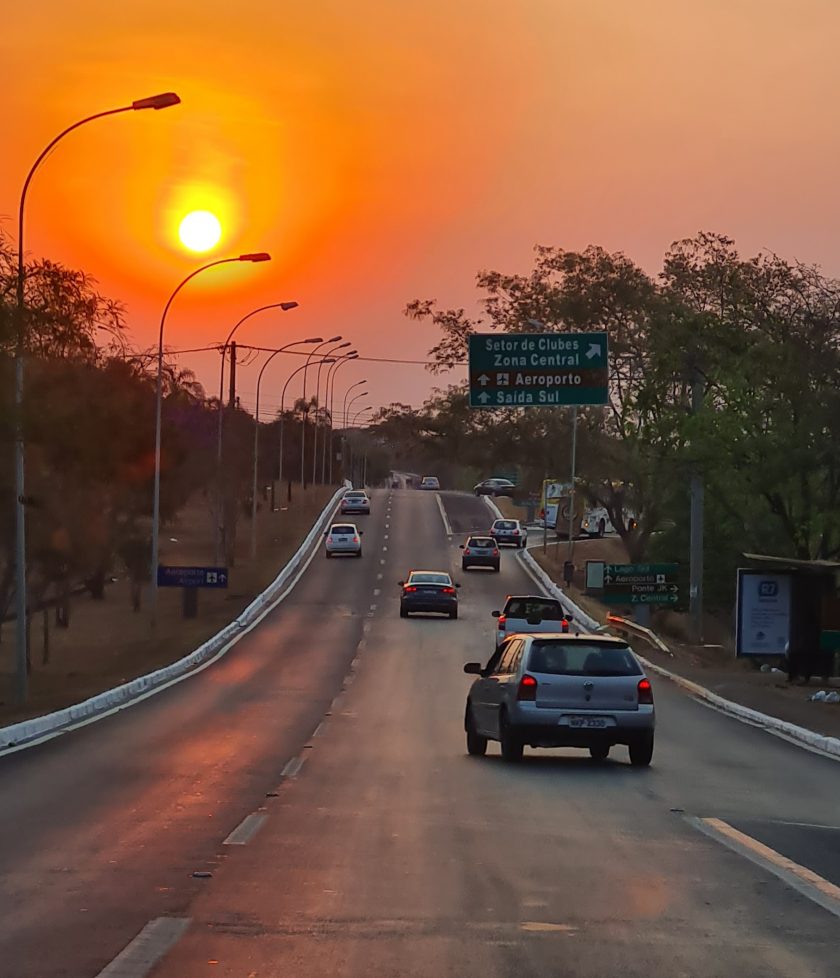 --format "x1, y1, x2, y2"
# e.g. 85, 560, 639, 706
473, 478, 516, 497
398, 570, 460, 619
